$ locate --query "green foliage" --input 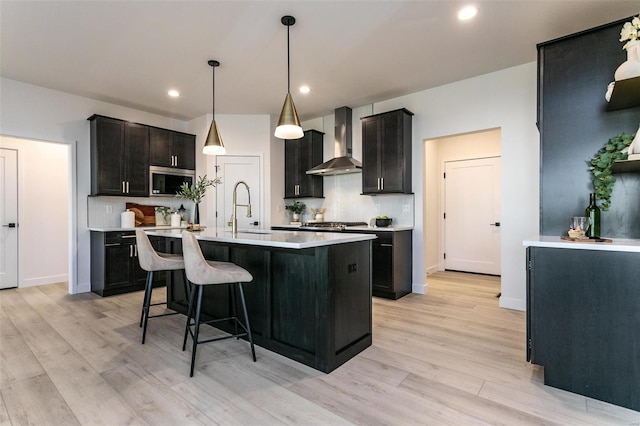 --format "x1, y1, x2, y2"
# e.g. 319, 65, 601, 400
589, 132, 634, 210
285, 201, 306, 214
176, 175, 221, 204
